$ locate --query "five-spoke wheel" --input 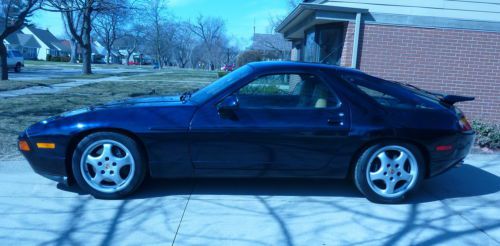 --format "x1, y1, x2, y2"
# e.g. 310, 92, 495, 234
354, 143, 424, 203
72, 132, 146, 199
81, 140, 135, 193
